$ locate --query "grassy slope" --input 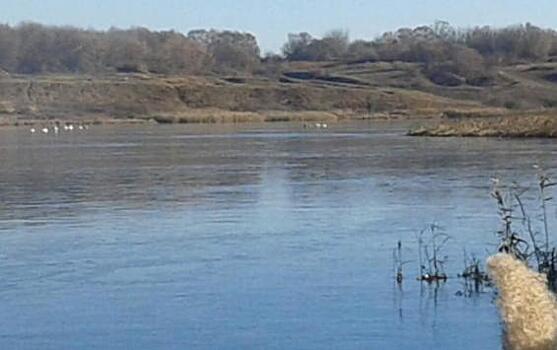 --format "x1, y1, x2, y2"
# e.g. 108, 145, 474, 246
2, 60, 557, 125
